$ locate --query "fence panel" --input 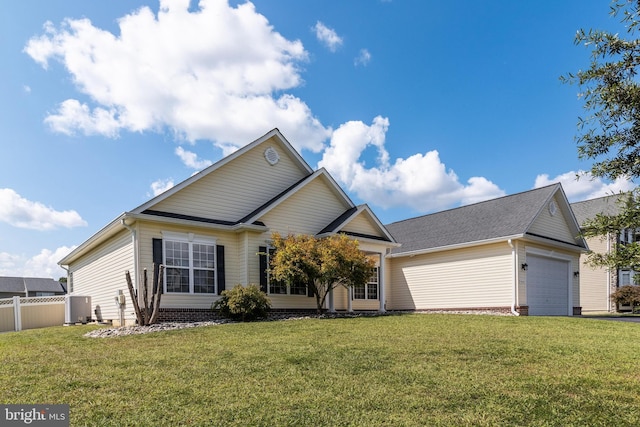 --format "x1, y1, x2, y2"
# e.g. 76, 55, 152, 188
0, 299, 15, 332
0, 296, 66, 332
